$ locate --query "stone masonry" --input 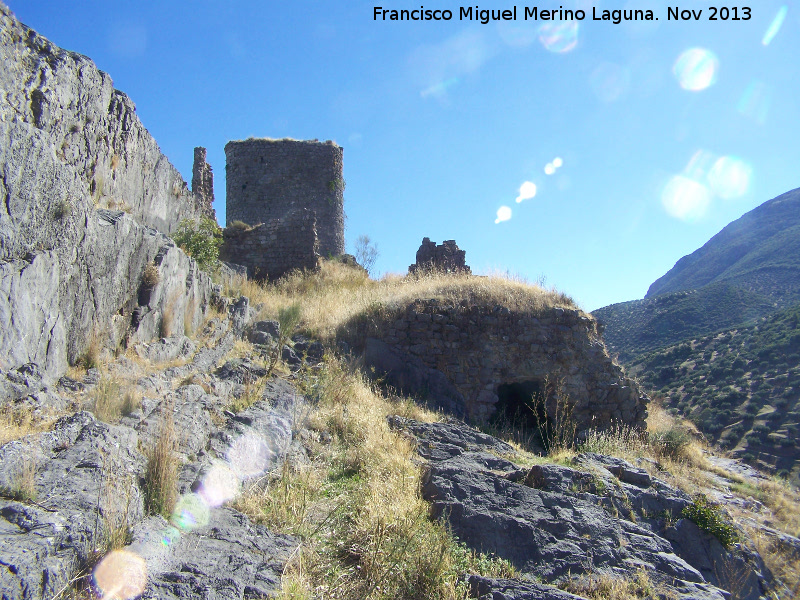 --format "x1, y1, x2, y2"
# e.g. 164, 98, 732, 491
409, 238, 471, 274
360, 299, 647, 431
225, 138, 344, 254
220, 209, 318, 280
192, 146, 216, 220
